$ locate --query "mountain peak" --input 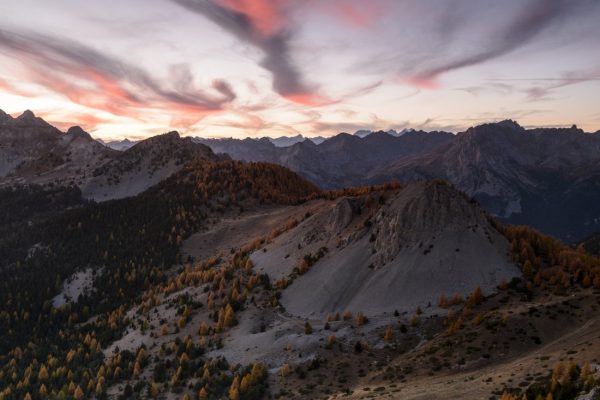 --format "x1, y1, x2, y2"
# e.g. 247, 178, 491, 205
462, 120, 525, 138
17, 110, 36, 120
125, 131, 185, 152
353, 129, 372, 138
269, 134, 306, 147
12, 109, 54, 129
308, 136, 327, 145
66, 126, 93, 140
495, 119, 523, 130
164, 130, 181, 138
0, 109, 12, 123
150, 131, 181, 143
352, 129, 409, 138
